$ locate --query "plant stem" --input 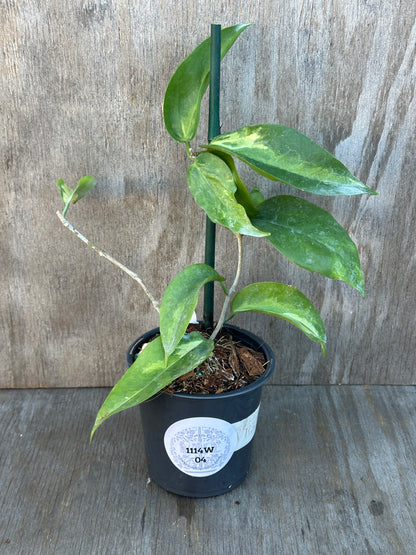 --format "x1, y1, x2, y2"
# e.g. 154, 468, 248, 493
210, 233, 242, 341
204, 23, 221, 328
185, 142, 195, 160
56, 211, 160, 313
